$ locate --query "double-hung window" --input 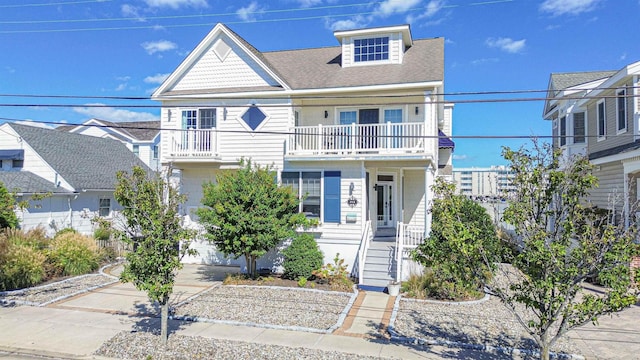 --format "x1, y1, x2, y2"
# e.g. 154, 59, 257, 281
597, 100, 606, 139
573, 112, 585, 144
281, 171, 341, 223
617, 89, 627, 132
559, 116, 566, 146
99, 198, 111, 217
